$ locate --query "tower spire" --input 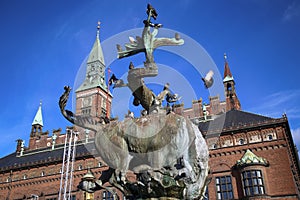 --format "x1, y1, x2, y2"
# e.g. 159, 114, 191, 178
76, 21, 107, 92
87, 20, 105, 65
32, 101, 43, 126
223, 53, 233, 81
30, 101, 44, 144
